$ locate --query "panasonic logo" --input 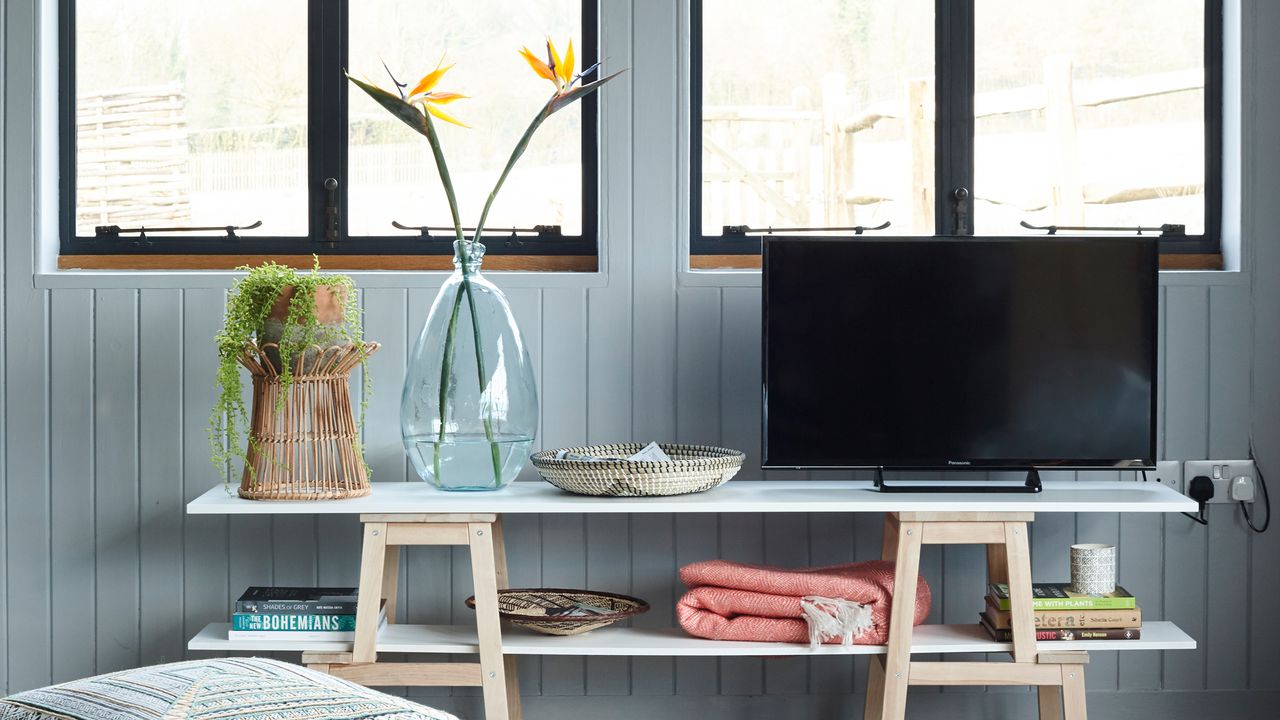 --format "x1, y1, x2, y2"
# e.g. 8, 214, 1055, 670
946, 460, 971, 466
